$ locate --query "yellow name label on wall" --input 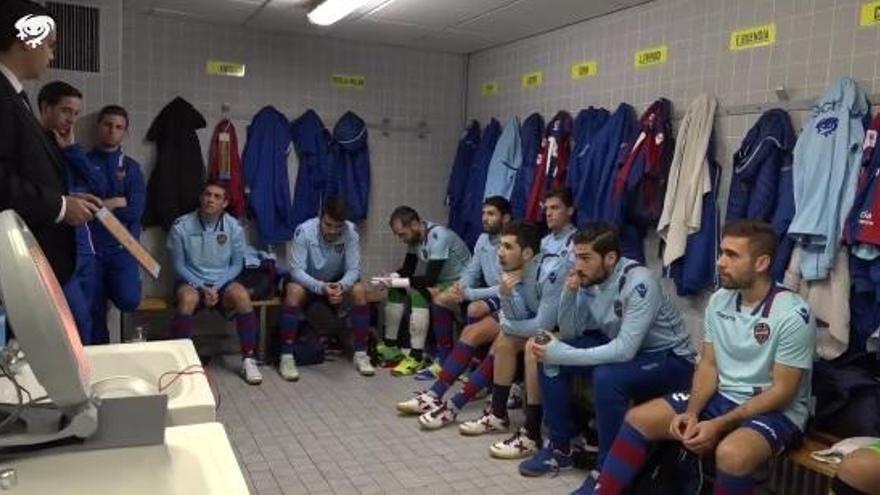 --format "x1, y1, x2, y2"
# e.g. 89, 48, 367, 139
634, 46, 668, 69
331, 74, 365, 89
861, 1, 880, 26
481, 81, 499, 96
522, 71, 543, 88
206, 60, 246, 78
571, 61, 598, 79
730, 23, 776, 50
